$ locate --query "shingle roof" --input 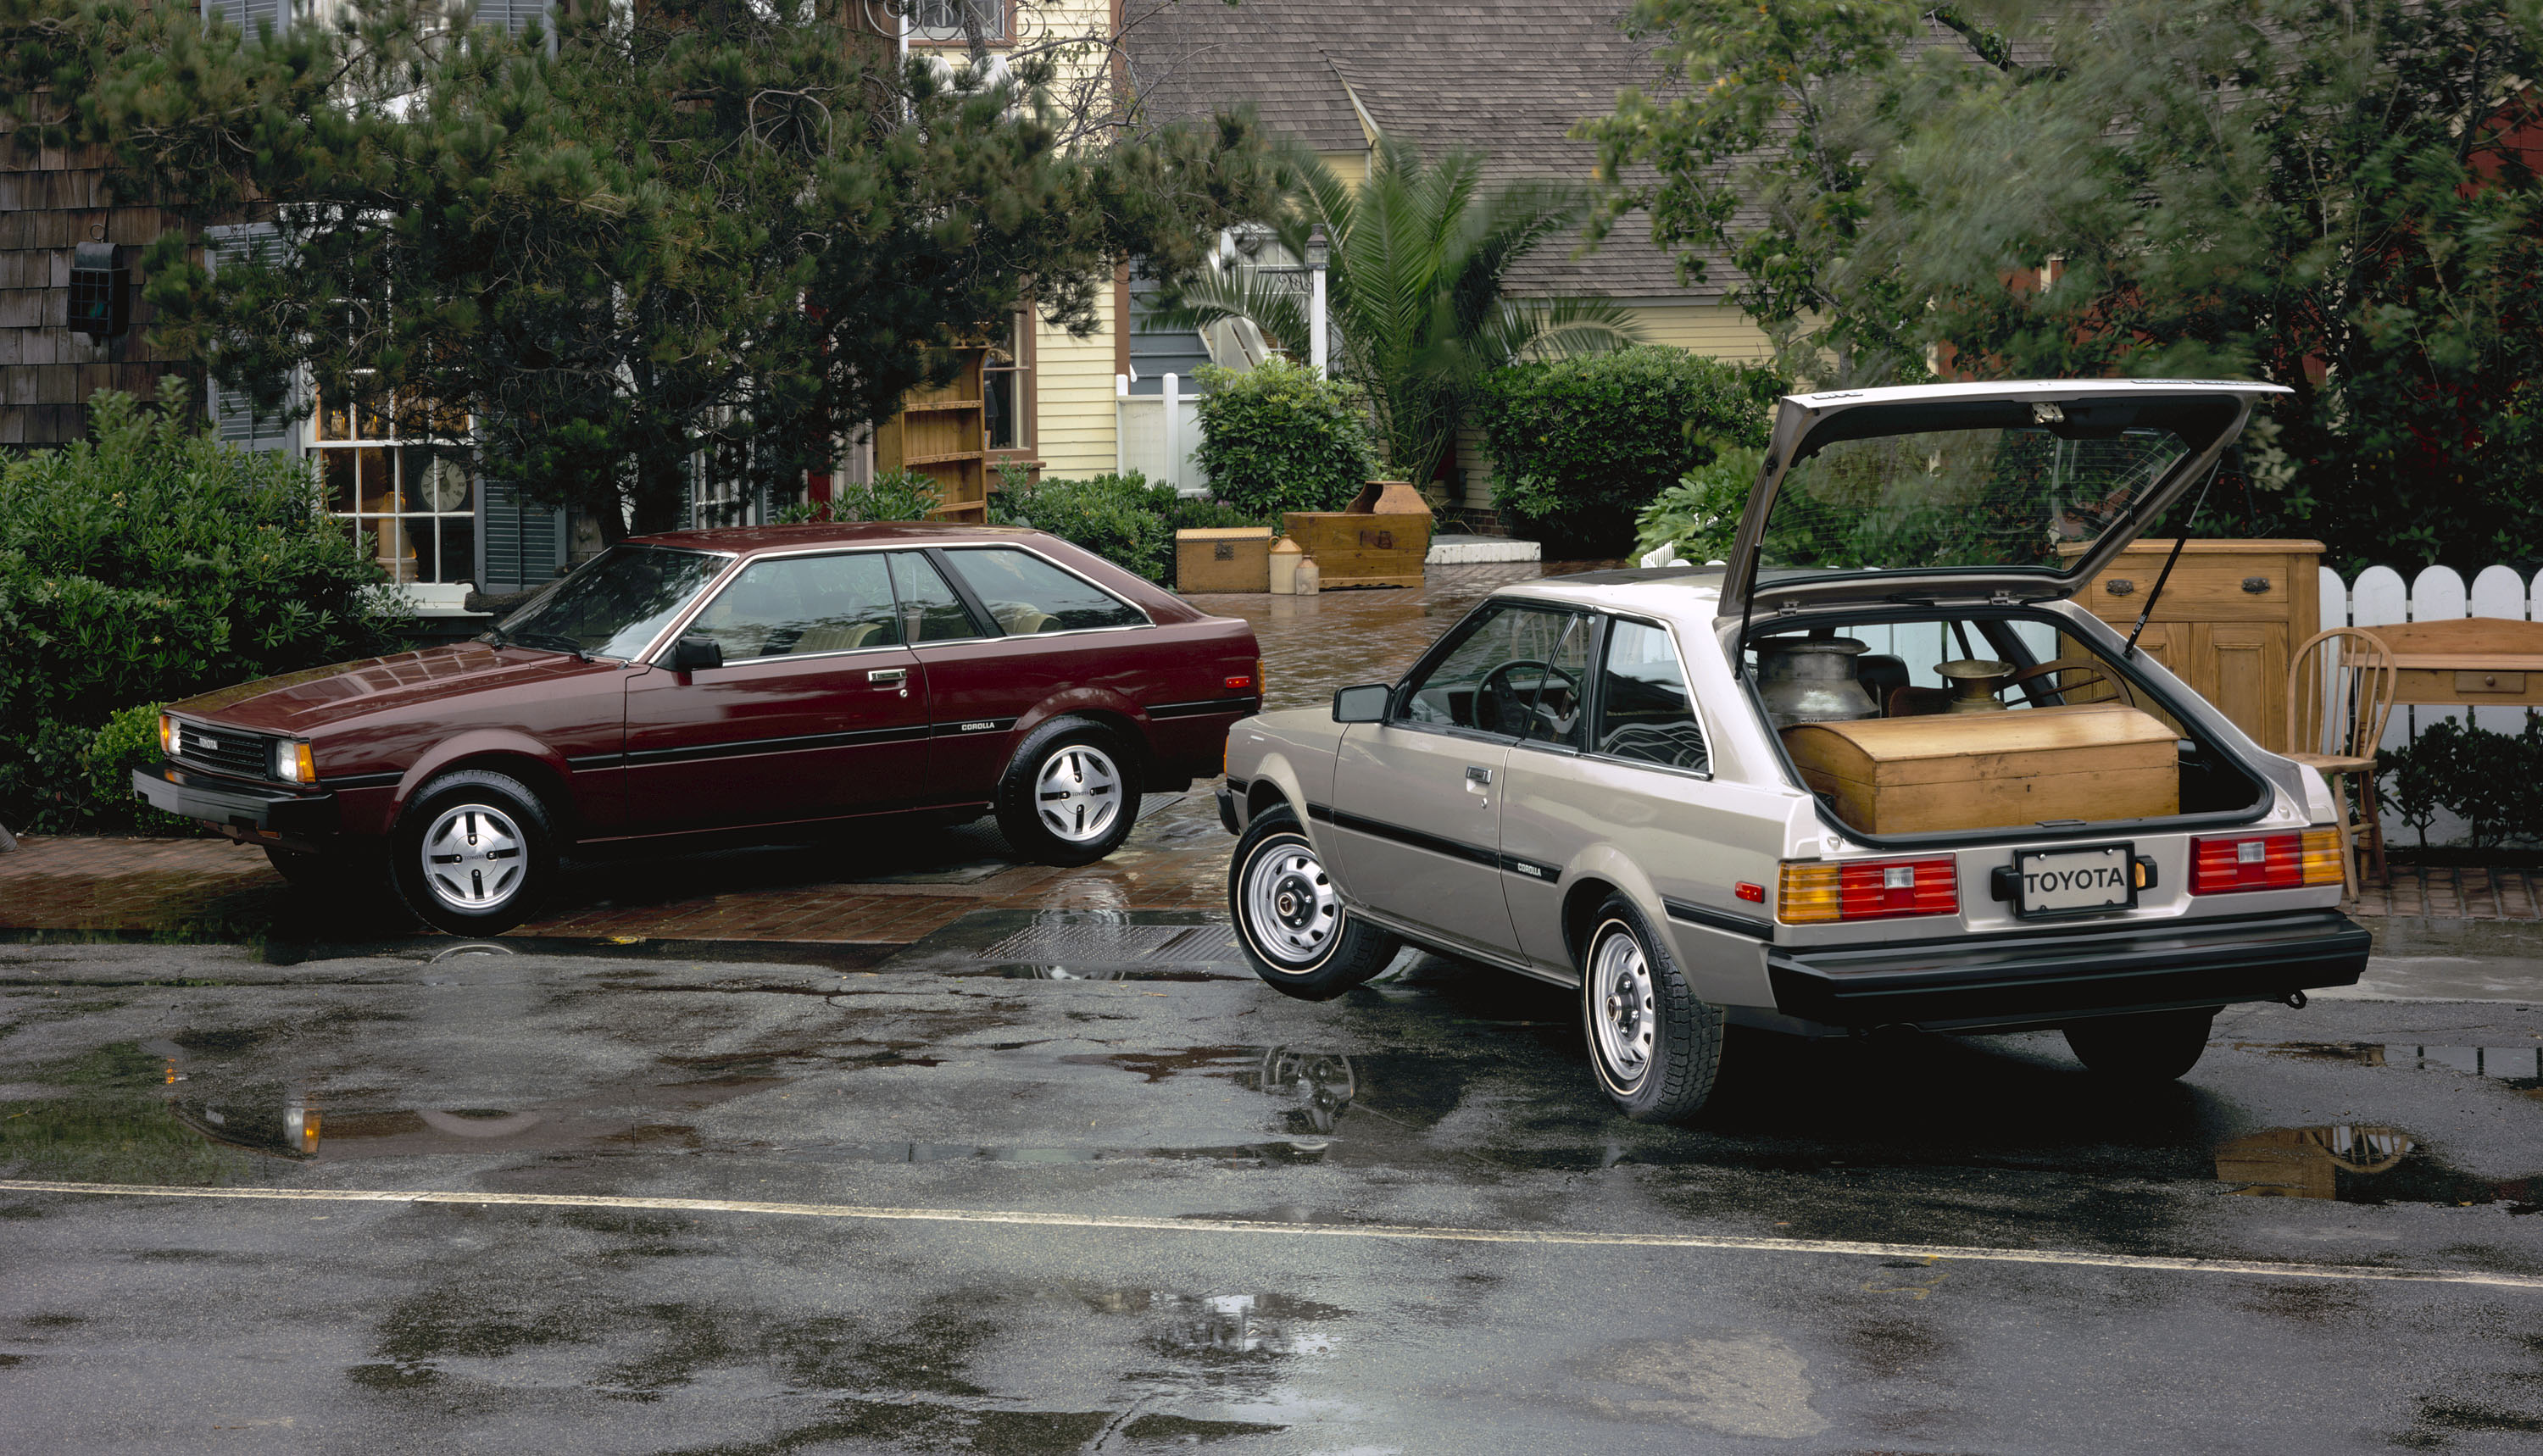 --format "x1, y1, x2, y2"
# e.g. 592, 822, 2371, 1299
1121, 0, 1733, 301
